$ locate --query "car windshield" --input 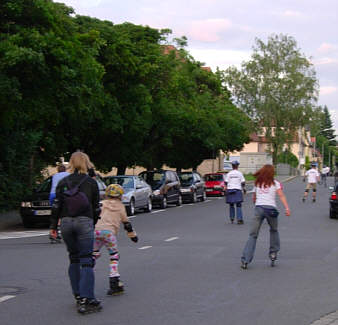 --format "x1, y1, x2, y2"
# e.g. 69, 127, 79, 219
224, 163, 232, 169
35, 178, 52, 193
106, 177, 134, 189
204, 174, 223, 182
179, 173, 193, 186
139, 172, 164, 190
